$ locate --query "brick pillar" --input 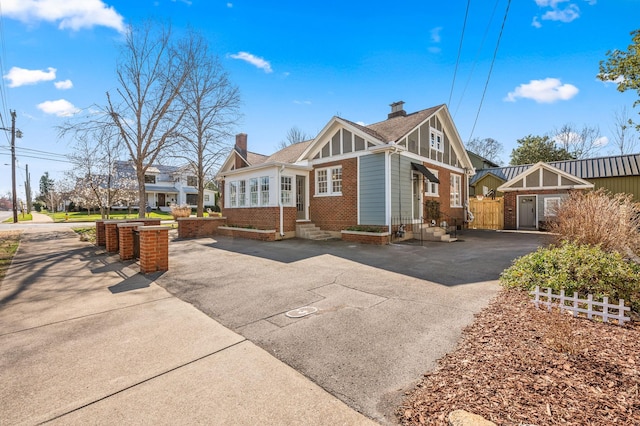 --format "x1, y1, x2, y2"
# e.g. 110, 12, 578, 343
95, 220, 106, 247
138, 226, 169, 274
104, 220, 125, 253
118, 222, 143, 261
